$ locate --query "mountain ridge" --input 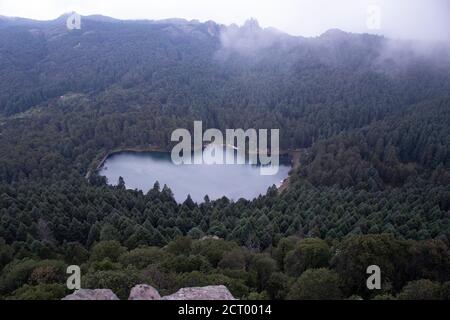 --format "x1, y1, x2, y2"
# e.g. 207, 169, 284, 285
0, 12, 364, 40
